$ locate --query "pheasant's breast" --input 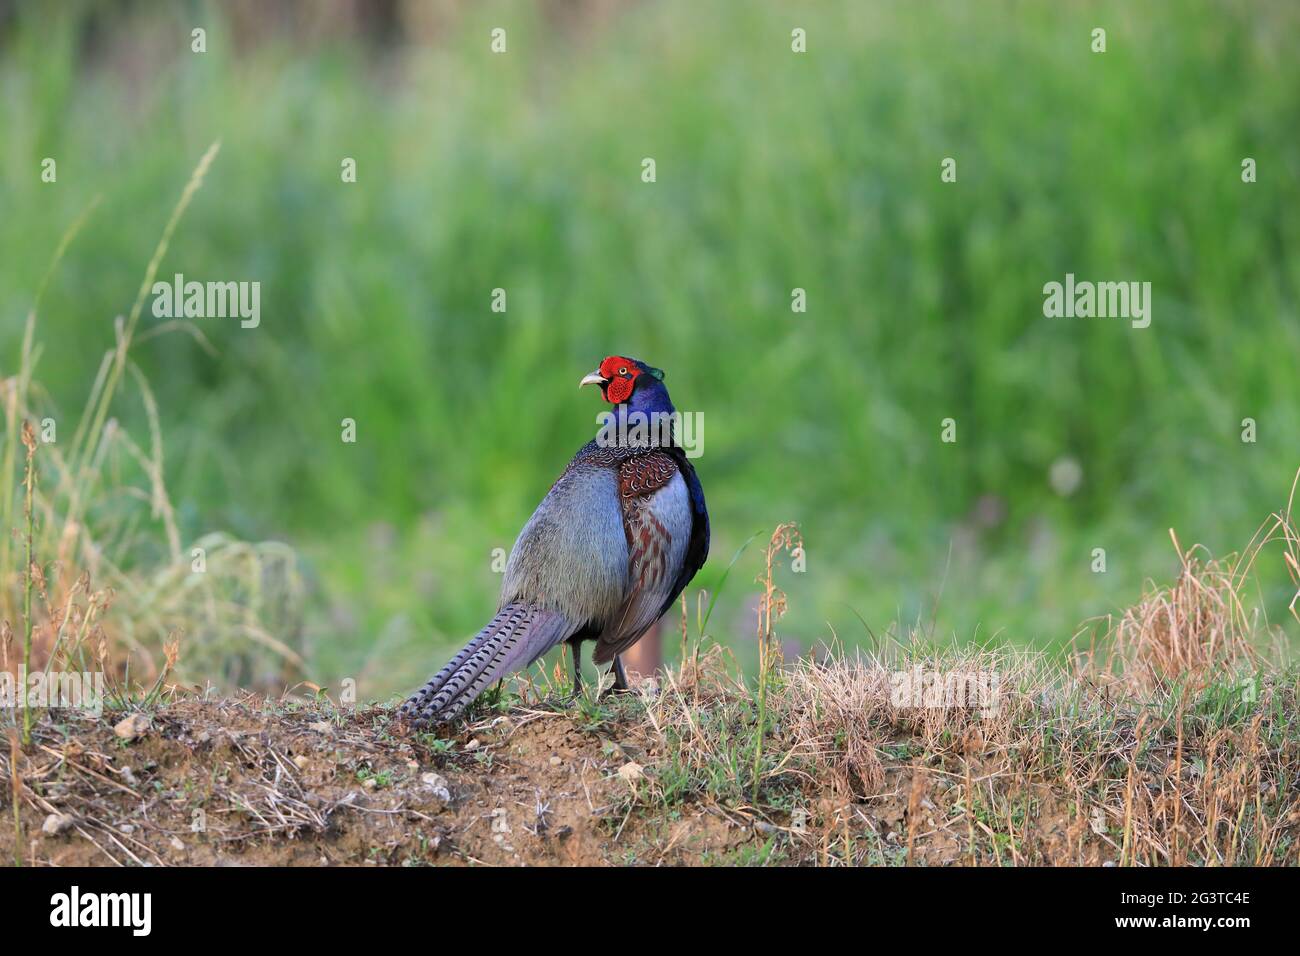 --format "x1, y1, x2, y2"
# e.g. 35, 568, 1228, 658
500, 464, 630, 625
